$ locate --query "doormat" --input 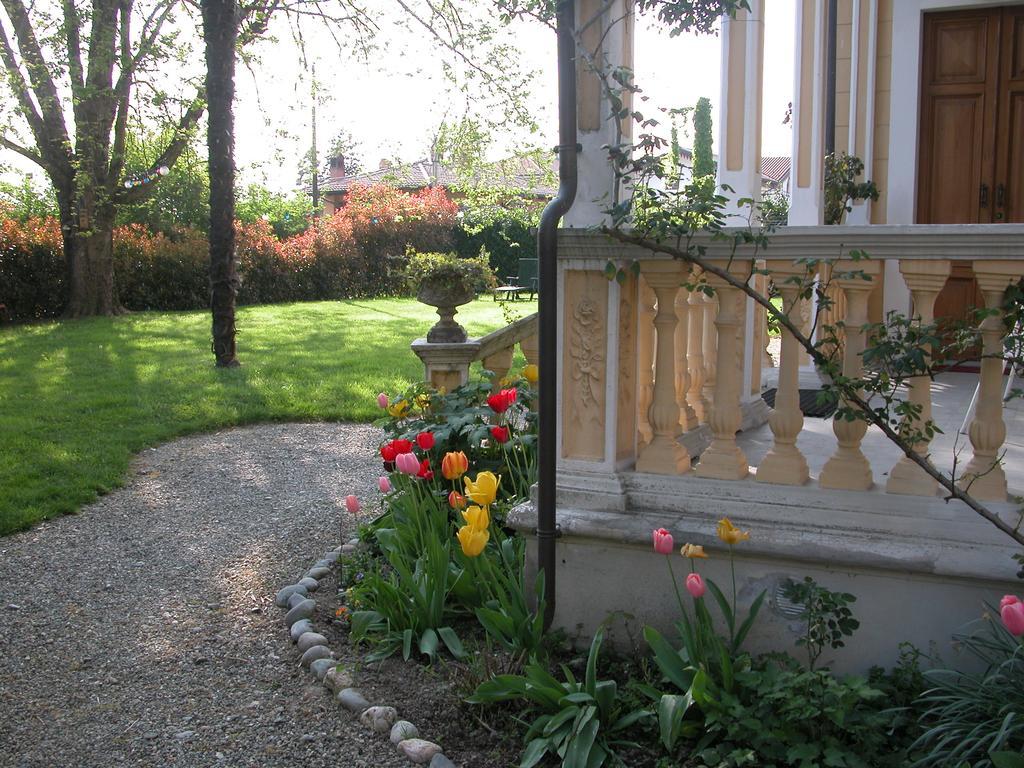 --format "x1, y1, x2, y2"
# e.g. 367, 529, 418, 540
760, 388, 837, 419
